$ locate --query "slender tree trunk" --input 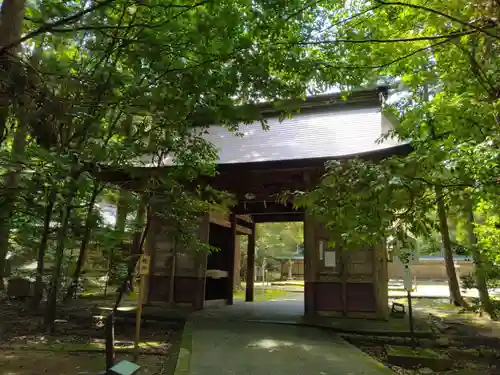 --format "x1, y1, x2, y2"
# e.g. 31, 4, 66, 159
435, 186, 467, 307
0, 122, 28, 289
463, 196, 496, 319
0, 0, 26, 140
64, 184, 100, 302
0, 0, 30, 288
44, 184, 78, 332
105, 188, 131, 295
32, 186, 57, 309
115, 191, 131, 233
113, 198, 149, 313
